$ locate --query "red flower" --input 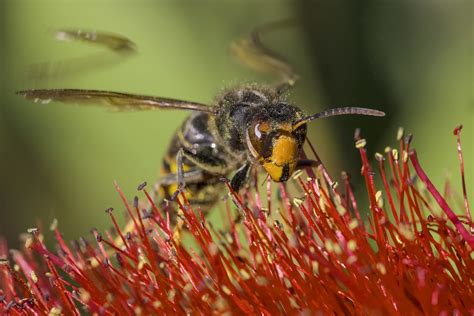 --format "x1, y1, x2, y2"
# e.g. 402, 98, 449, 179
1, 127, 472, 315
